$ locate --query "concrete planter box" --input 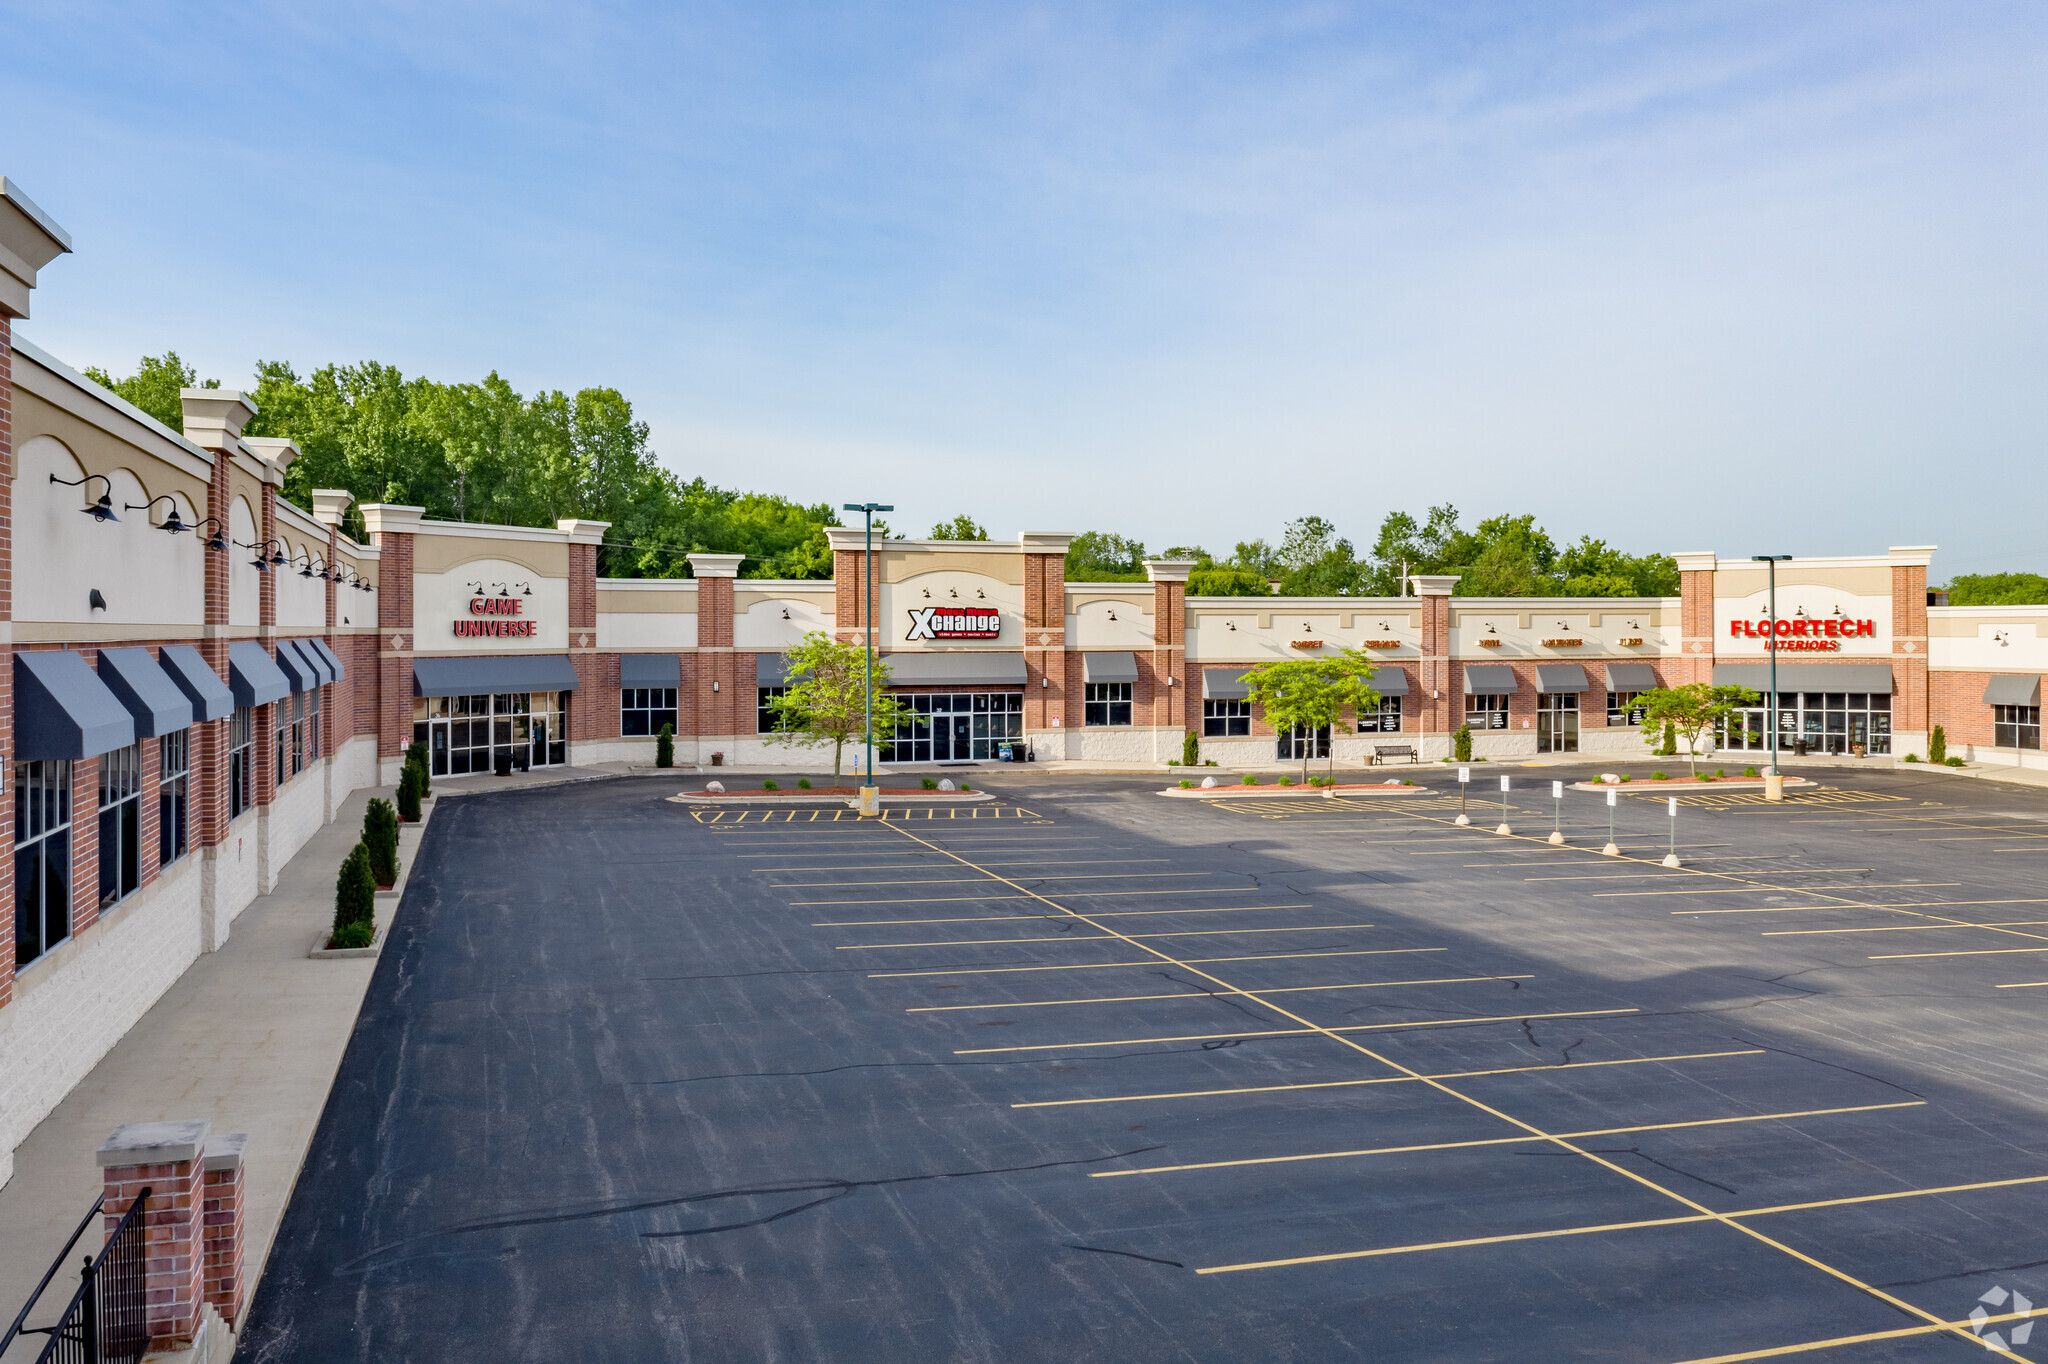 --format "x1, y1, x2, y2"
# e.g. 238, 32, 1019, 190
309, 924, 386, 960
